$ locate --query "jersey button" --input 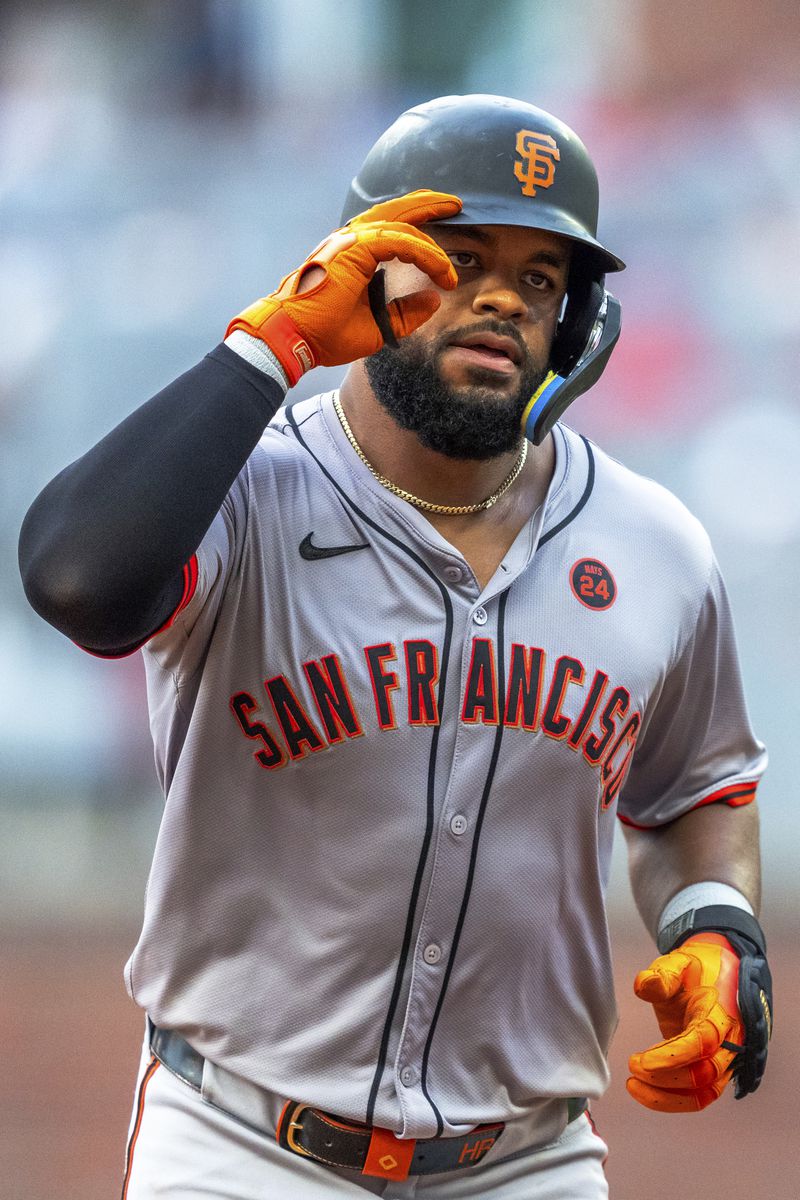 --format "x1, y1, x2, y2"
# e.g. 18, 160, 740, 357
473, 606, 488, 626
400, 1066, 417, 1087
444, 565, 463, 583
450, 813, 468, 836
423, 943, 442, 964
